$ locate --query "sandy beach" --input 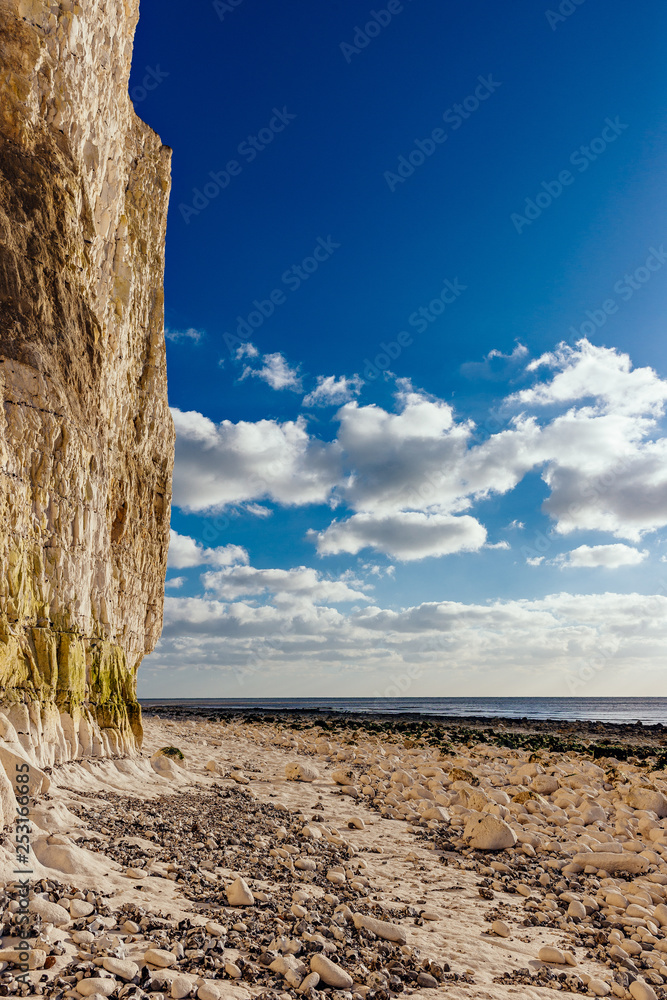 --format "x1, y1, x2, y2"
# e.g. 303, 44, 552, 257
1, 710, 667, 999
